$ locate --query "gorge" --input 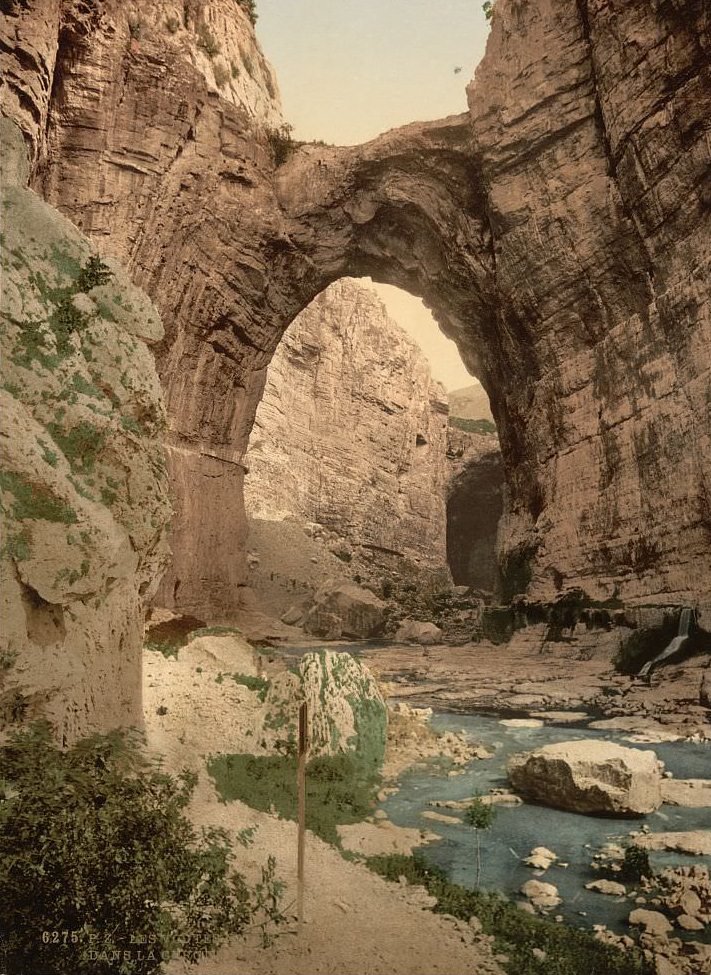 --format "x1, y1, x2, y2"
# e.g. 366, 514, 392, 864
1, 0, 710, 973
